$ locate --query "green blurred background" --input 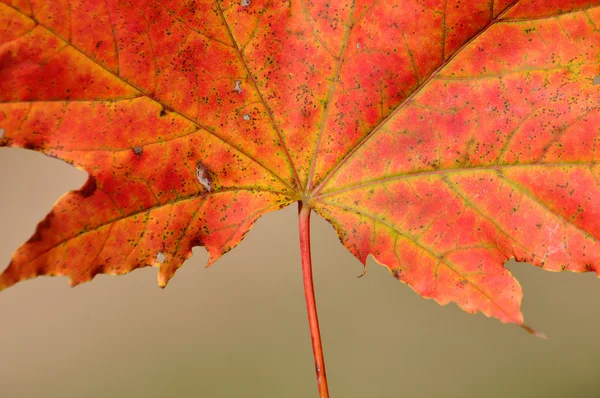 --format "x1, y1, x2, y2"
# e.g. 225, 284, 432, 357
1, 148, 600, 398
